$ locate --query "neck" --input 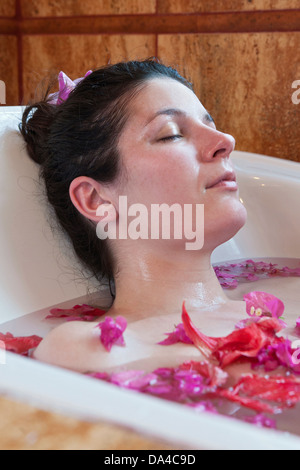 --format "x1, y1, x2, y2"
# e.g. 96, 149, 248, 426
109, 243, 229, 320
